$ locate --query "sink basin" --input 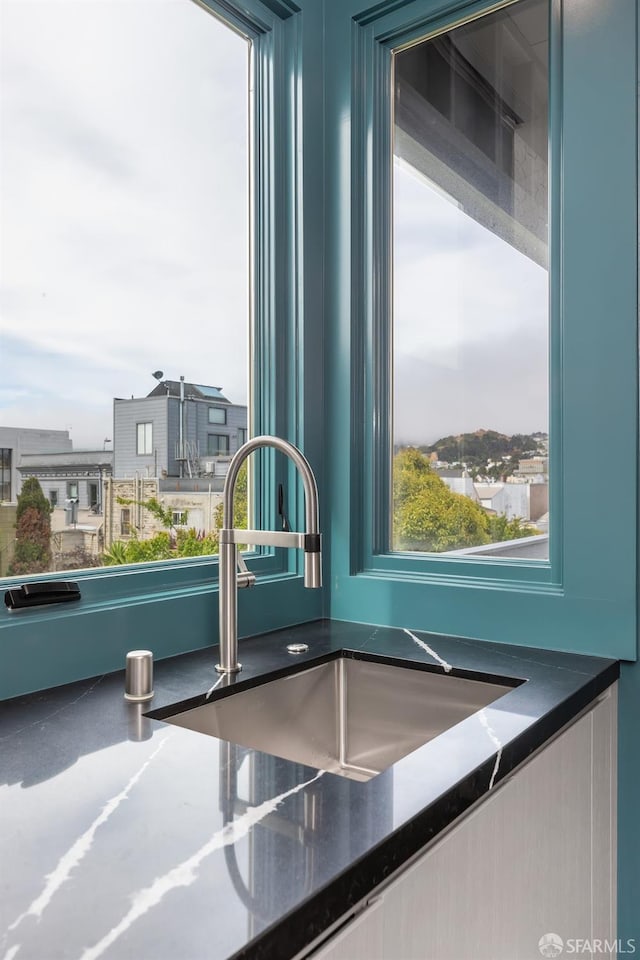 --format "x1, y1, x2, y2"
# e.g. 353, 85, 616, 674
162, 655, 511, 781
